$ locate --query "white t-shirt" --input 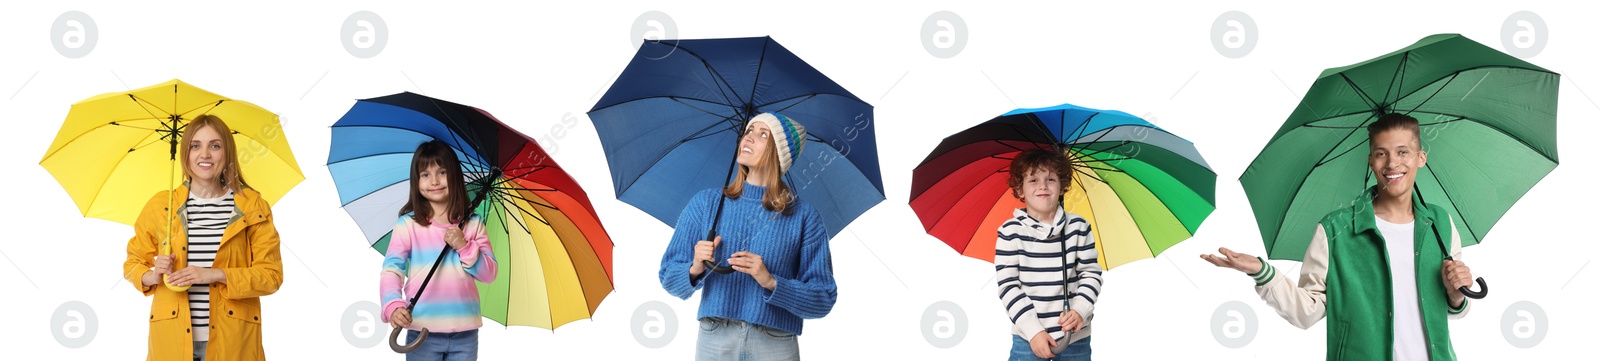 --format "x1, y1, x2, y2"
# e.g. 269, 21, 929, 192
1375, 215, 1426, 361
